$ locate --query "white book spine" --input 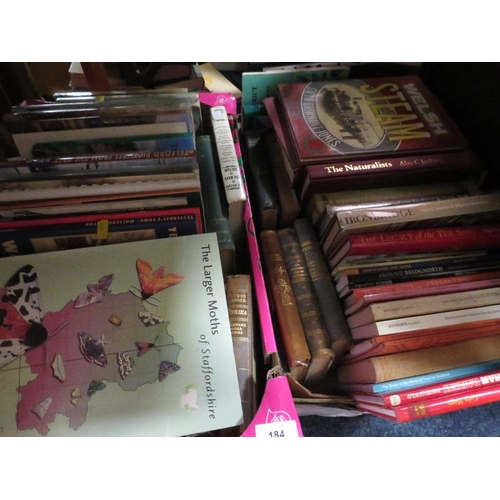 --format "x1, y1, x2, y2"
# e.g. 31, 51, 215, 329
210, 106, 246, 204
375, 303, 500, 336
